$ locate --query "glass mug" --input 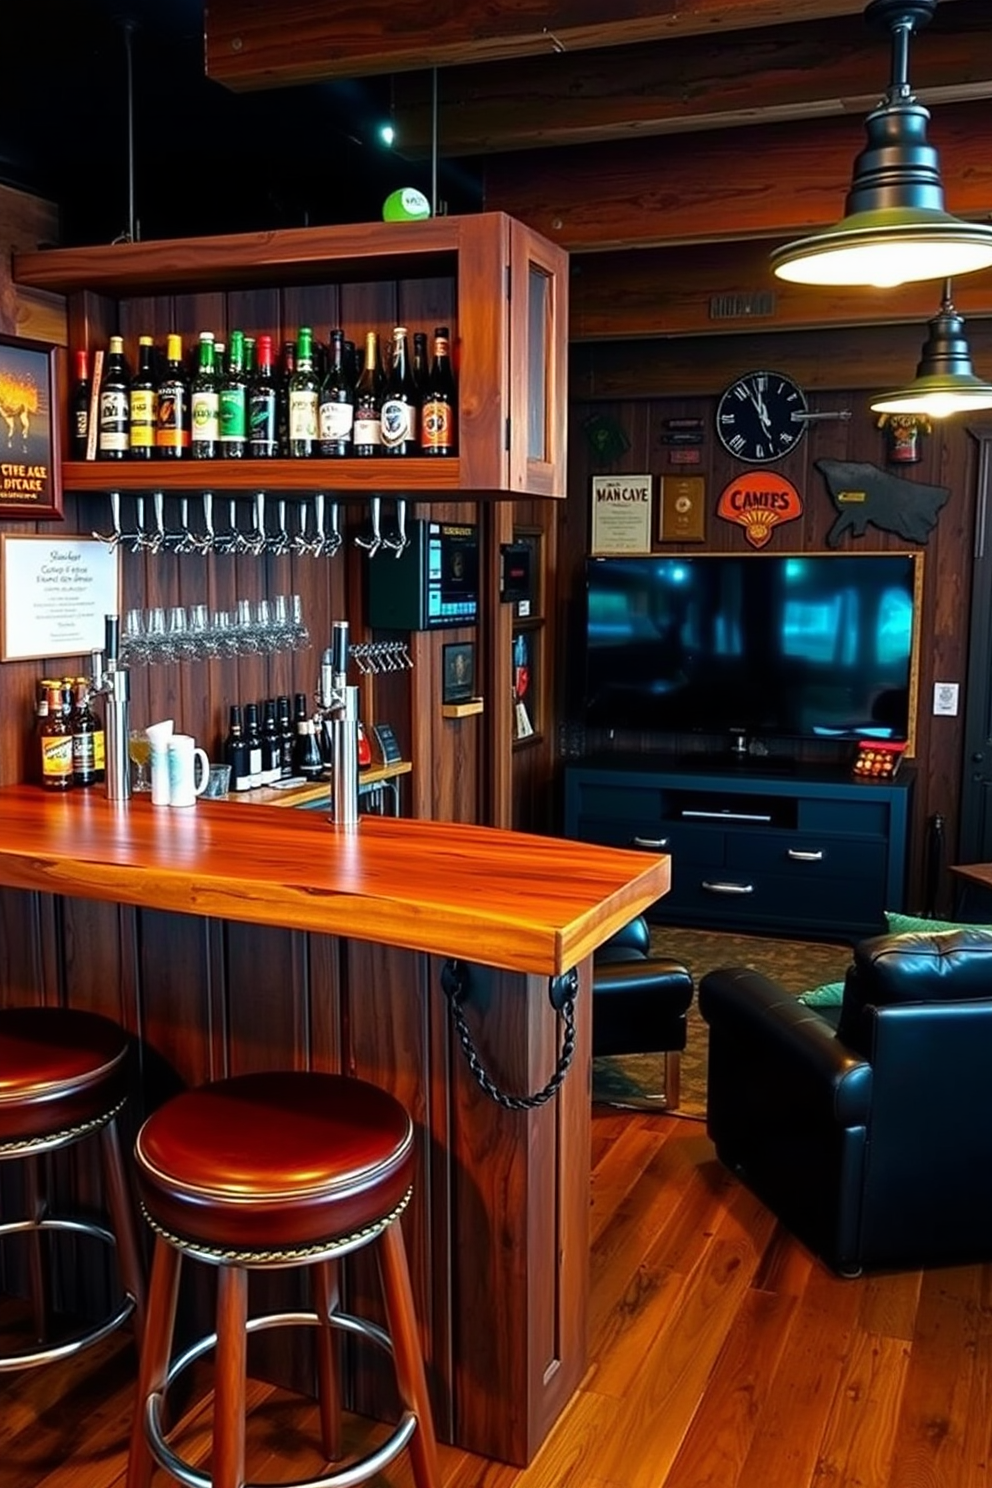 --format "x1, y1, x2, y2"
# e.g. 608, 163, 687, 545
165, 734, 210, 807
